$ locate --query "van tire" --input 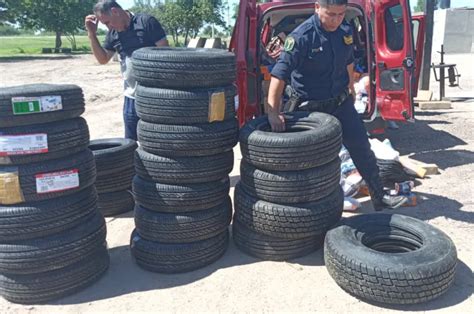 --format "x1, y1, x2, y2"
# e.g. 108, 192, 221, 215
135, 148, 234, 184
0, 211, 106, 275
0, 187, 98, 241
0, 247, 109, 304
0, 149, 96, 204
240, 112, 342, 171
97, 190, 134, 217
324, 213, 457, 305
232, 219, 323, 261
135, 197, 232, 243
130, 229, 229, 273
138, 119, 238, 157
0, 118, 90, 165
135, 85, 236, 124
0, 84, 85, 127
132, 47, 235, 88
132, 175, 230, 212
234, 183, 343, 239
239, 158, 340, 204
